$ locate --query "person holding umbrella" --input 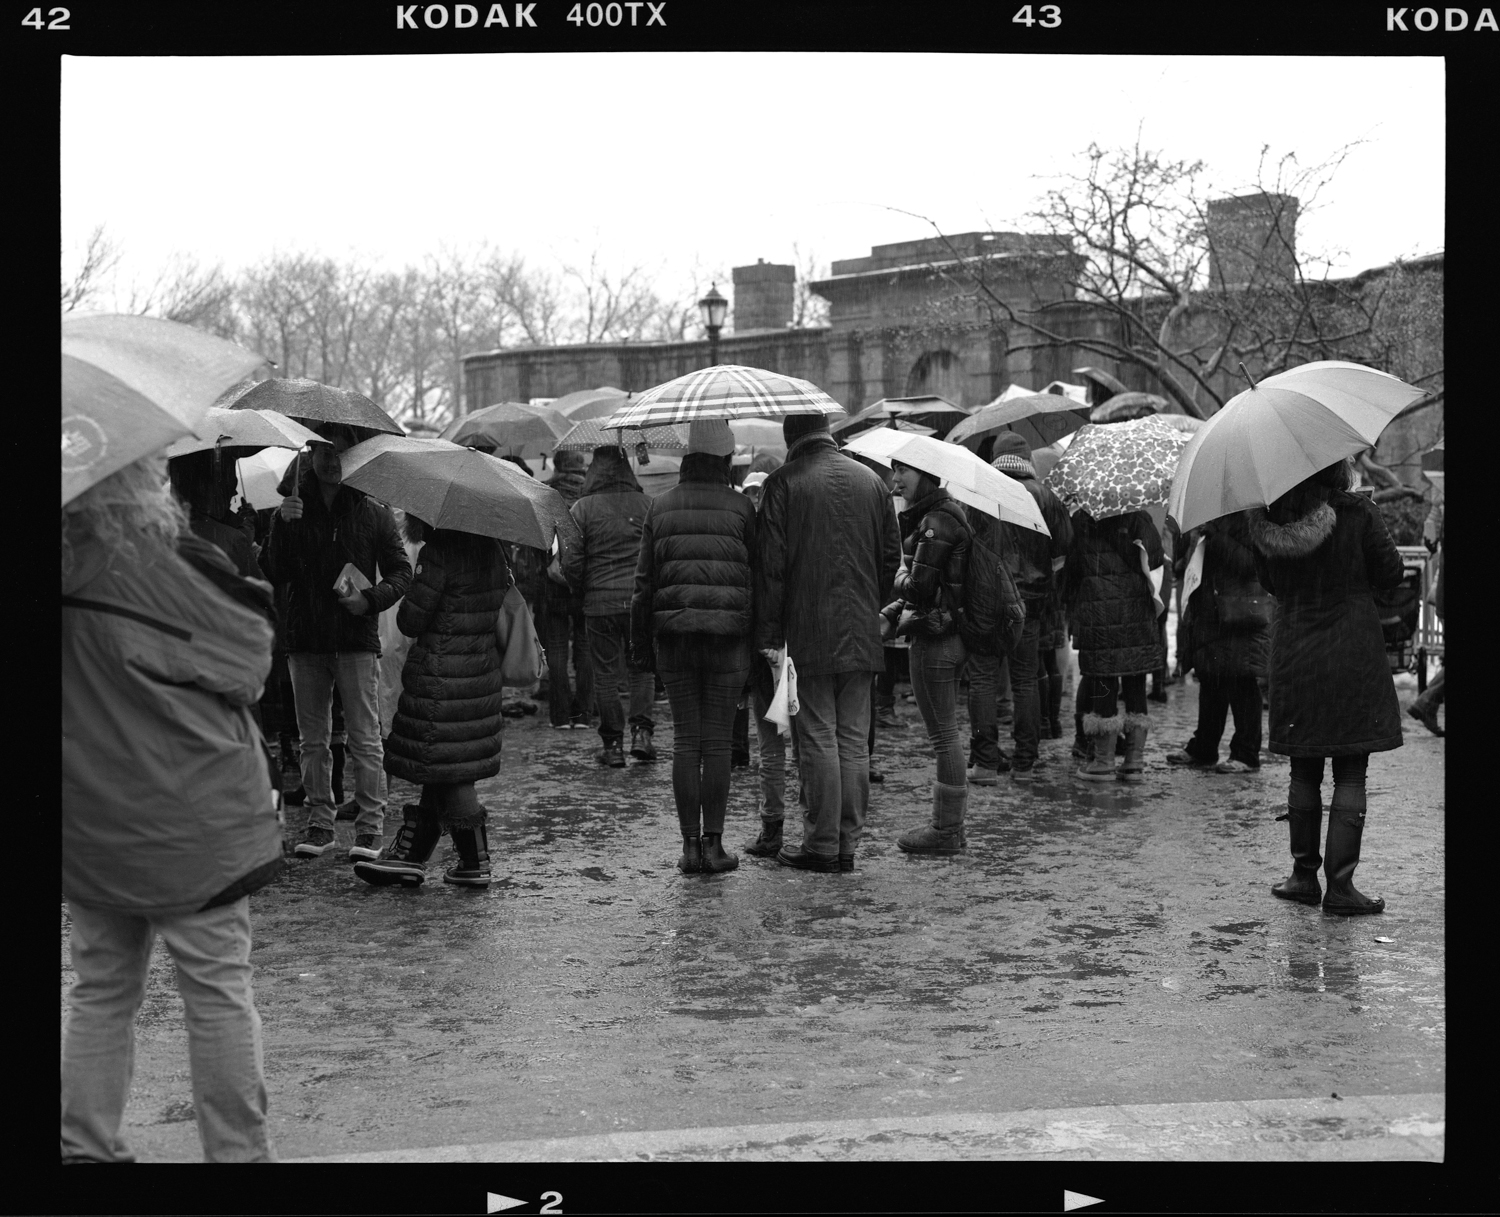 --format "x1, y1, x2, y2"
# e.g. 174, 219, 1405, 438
630, 419, 758, 874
